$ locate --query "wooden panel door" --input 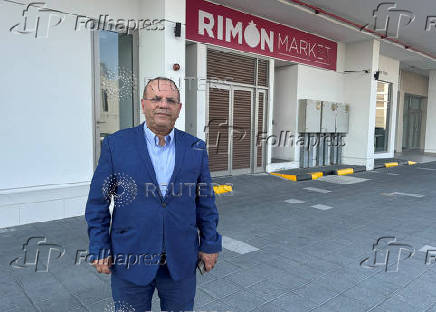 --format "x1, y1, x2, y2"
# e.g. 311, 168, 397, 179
207, 85, 230, 174
231, 88, 253, 173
